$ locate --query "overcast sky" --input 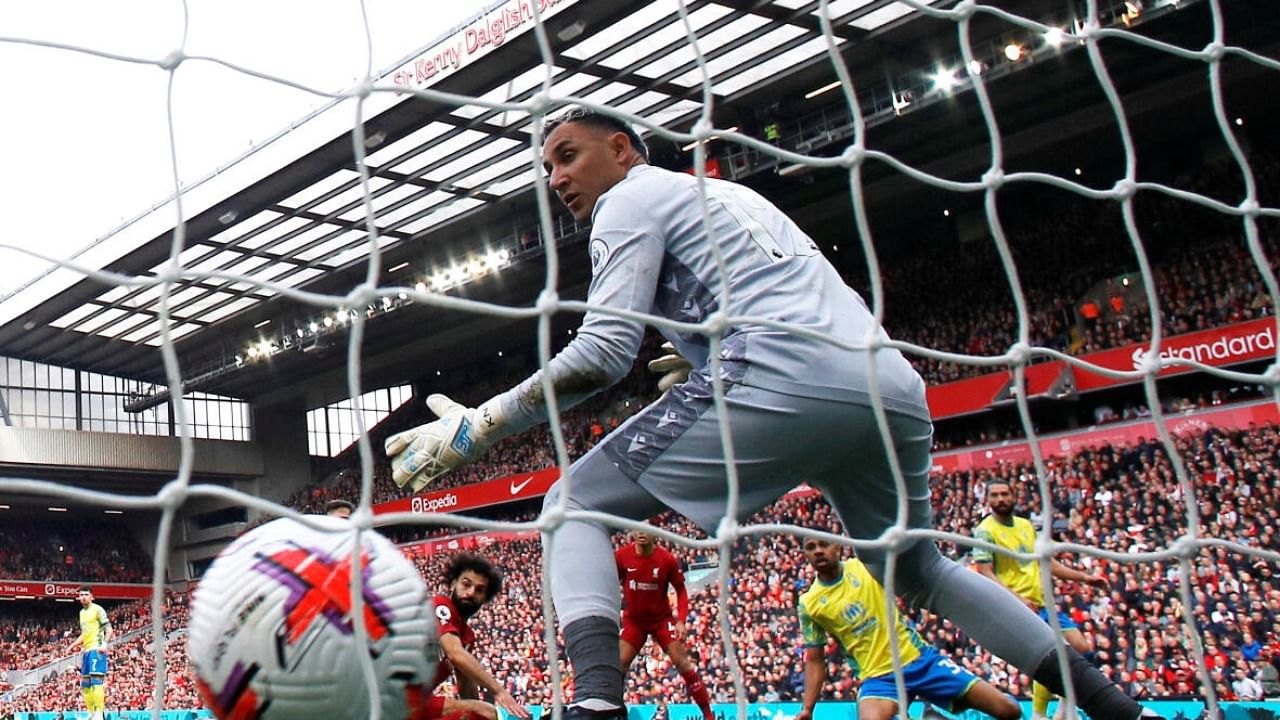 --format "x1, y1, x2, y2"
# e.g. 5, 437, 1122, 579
0, 0, 490, 308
